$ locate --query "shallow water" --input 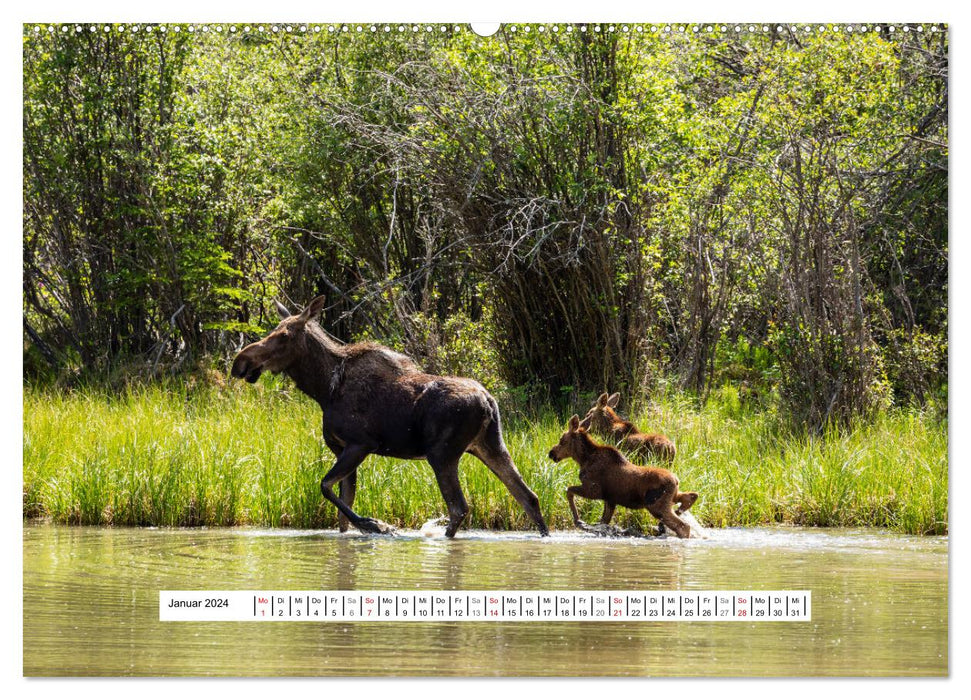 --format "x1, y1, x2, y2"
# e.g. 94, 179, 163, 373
23, 523, 947, 676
